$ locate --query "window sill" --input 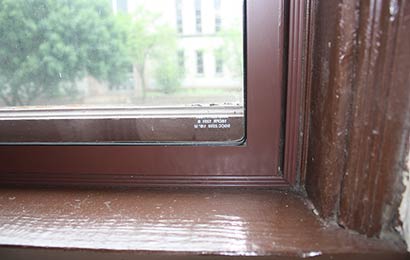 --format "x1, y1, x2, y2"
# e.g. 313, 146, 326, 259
0, 188, 407, 259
